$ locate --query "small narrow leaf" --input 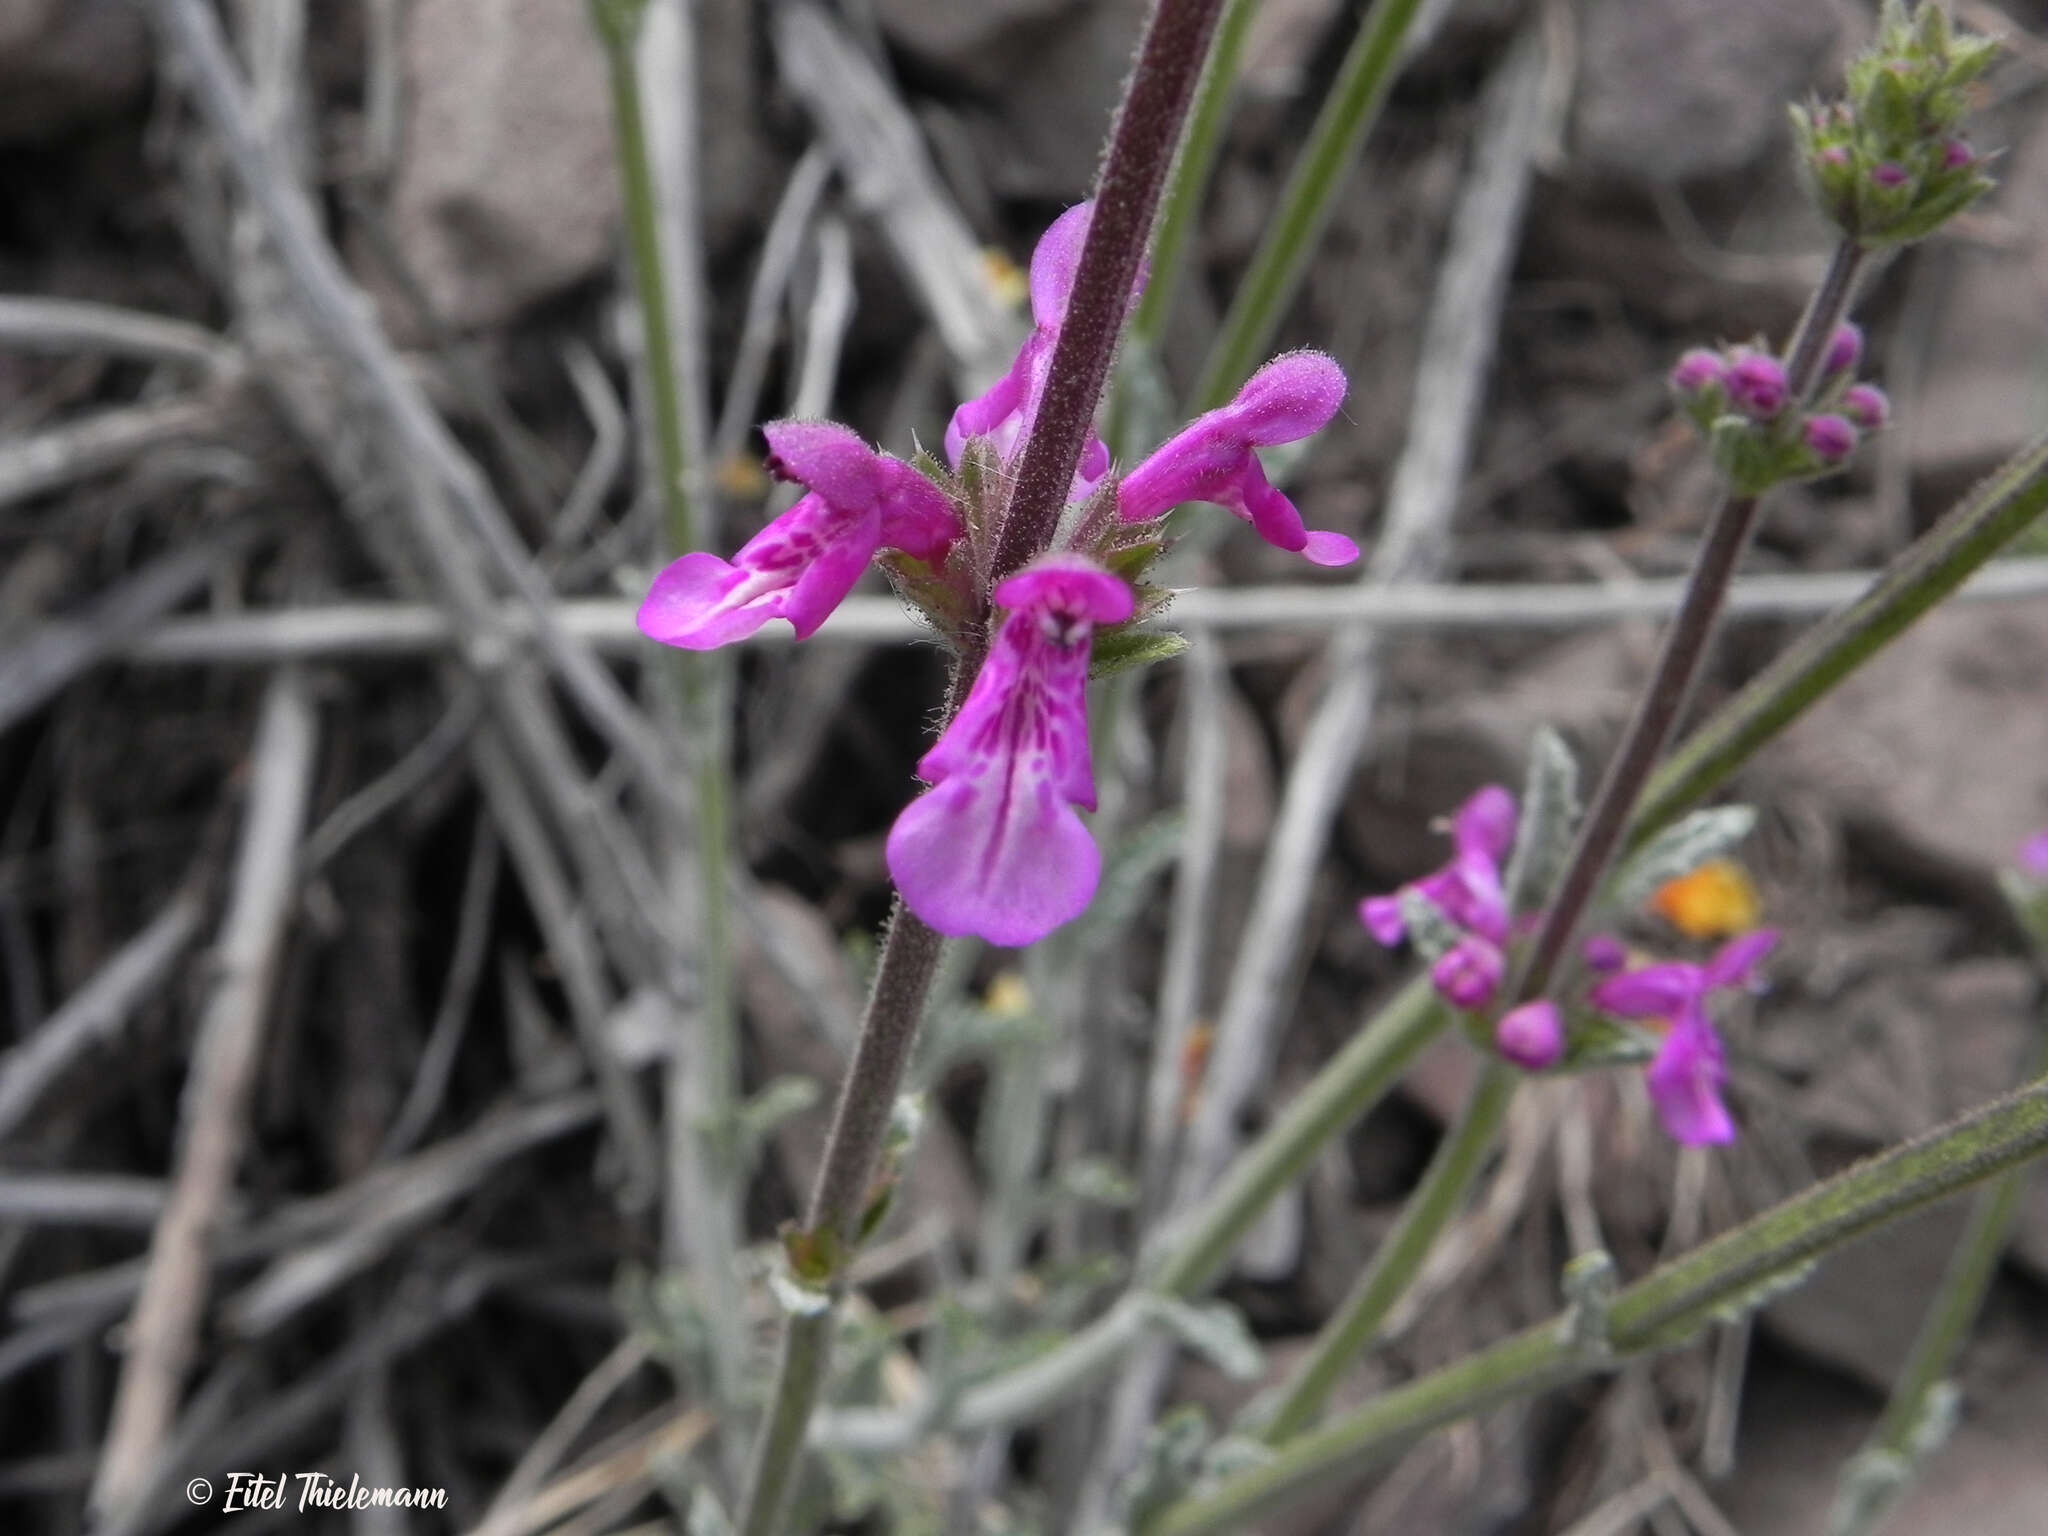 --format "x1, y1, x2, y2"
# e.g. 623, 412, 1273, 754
1610, 805, 1758, 912
1091, 626, 1189, 680
1398, 887, 1463, 963
1143, 1296, 1263, 1380
1503, 726, 1581, 913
